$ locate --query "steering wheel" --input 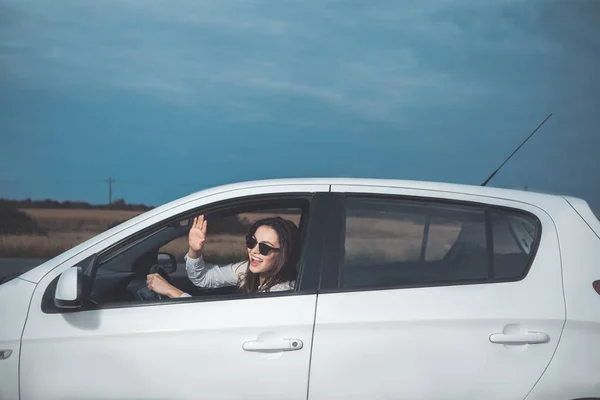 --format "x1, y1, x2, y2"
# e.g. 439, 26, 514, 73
148, 264, 173, 300
134, 264, 174, 301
